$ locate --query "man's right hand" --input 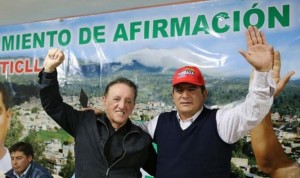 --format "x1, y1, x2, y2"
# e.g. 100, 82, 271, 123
80, 107, 103, 115
44, 48, 65, 73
